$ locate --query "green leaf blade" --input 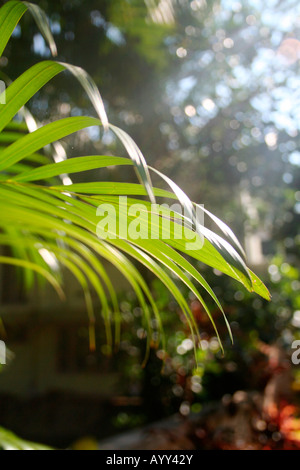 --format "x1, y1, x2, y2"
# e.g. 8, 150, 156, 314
0, 117, 100, 171
0, 1, 28, 57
